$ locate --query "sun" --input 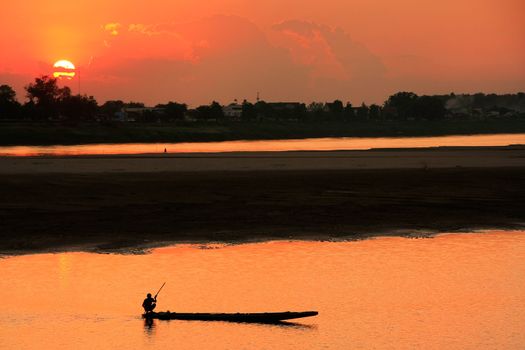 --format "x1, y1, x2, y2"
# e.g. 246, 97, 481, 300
53, 59, 76, 79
